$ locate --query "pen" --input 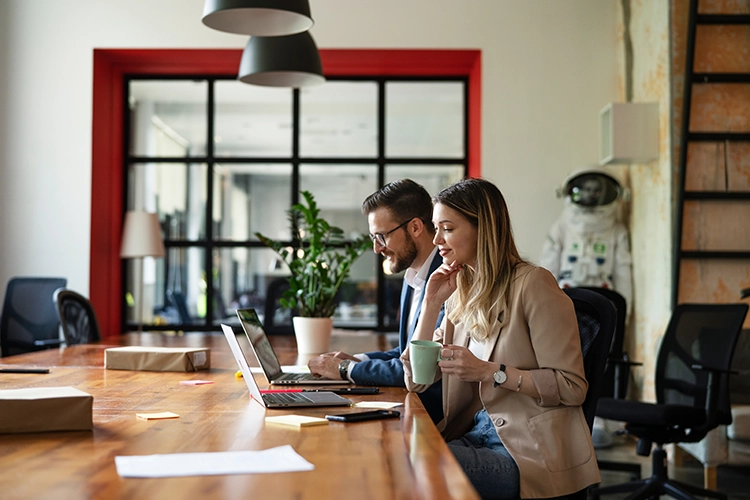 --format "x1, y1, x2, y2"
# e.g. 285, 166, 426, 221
0, 367, 50, 374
